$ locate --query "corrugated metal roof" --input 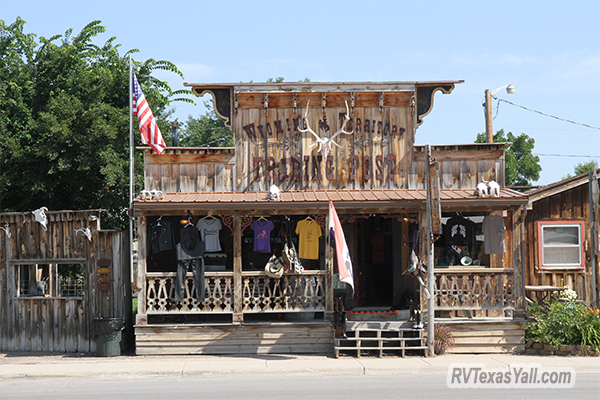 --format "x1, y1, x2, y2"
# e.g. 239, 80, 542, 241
133, 188, 527, 212
526, 168, 600, 202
